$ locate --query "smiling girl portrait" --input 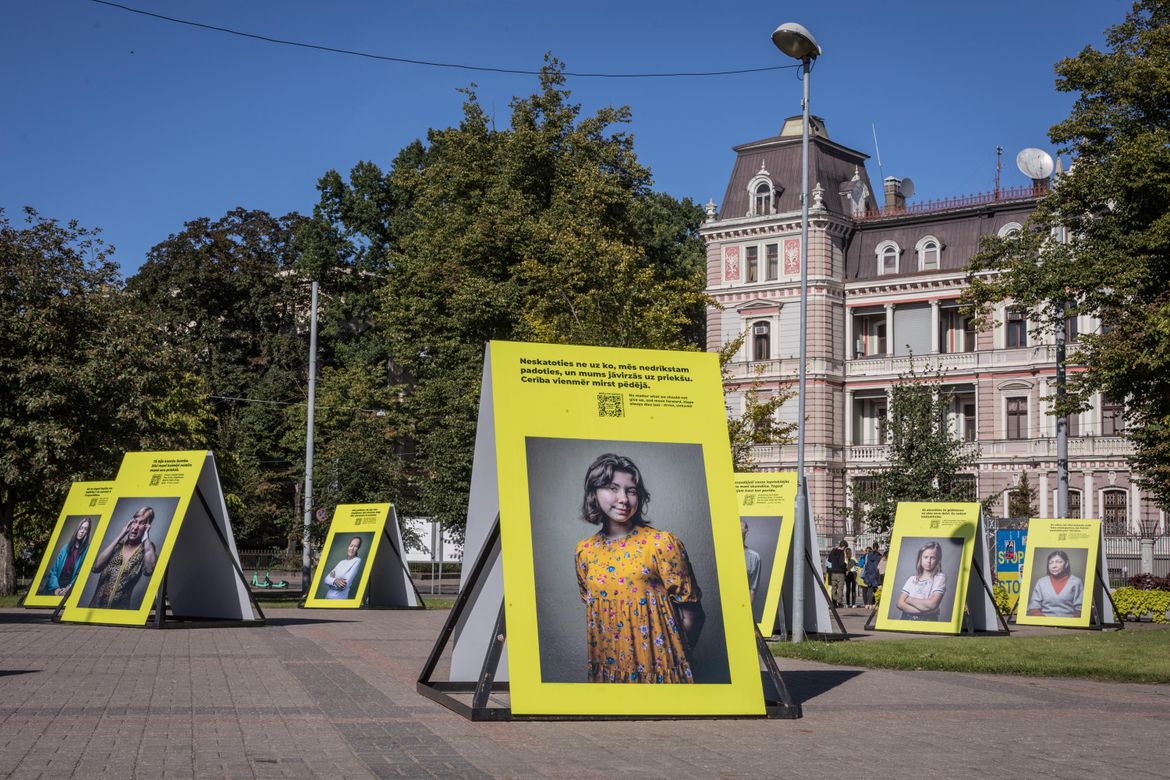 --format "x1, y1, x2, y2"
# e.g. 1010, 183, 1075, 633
573, 453, 705, 684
